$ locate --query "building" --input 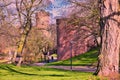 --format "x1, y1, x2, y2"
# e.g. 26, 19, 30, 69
36, 10, 51, 38
36, 10, 57, 53
57, 18, 96, 60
